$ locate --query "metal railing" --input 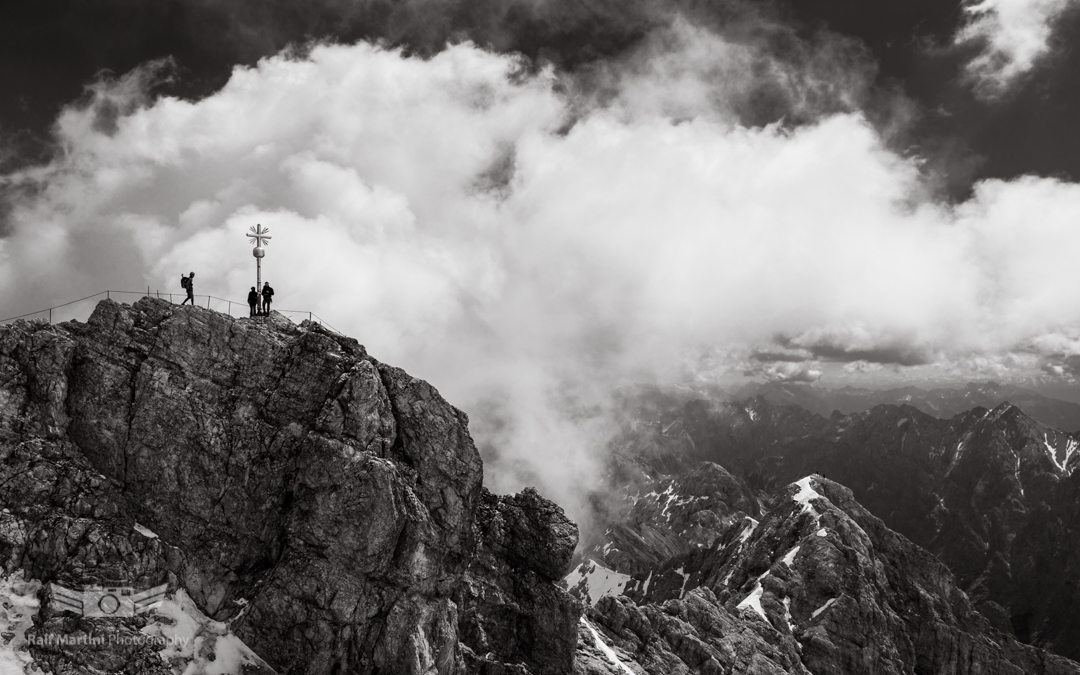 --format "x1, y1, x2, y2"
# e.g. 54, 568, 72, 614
0, 290, 344, 335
